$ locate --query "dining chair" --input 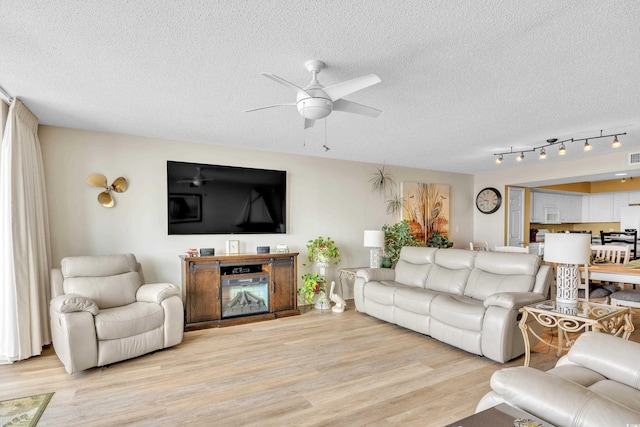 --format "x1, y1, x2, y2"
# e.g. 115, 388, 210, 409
580, 244, 631, 303
494, 245, 529, 253
591, 244, 630, 265
469, 241, 489, 251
